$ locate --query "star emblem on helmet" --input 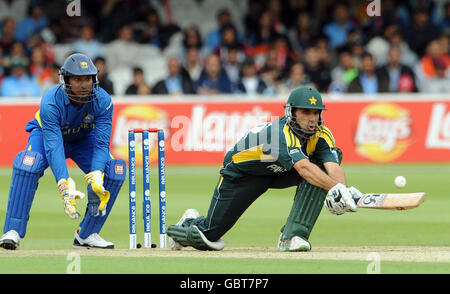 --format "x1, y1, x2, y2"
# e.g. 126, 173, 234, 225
309, 96, 317, 105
